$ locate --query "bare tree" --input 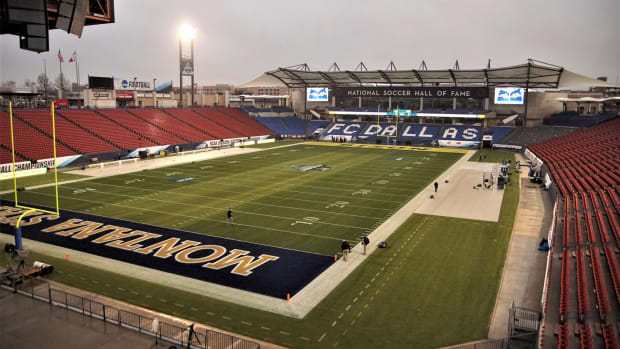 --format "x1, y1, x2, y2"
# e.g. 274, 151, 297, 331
1, 80, 16, 88
37, 73, 56, 103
